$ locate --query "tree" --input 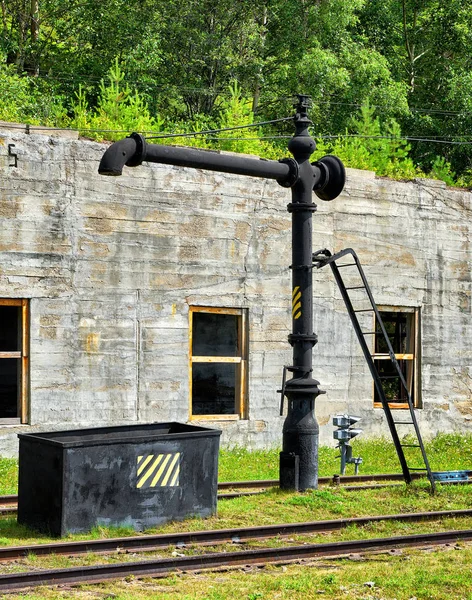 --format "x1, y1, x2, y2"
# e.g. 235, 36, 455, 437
357, 0, 472, 175
258, 0, 409, 138
151, 0, 266, 119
